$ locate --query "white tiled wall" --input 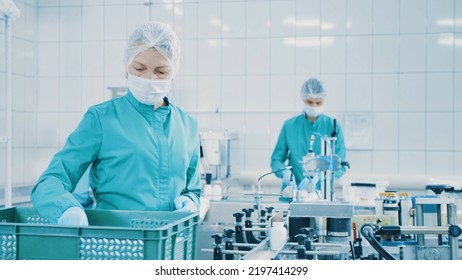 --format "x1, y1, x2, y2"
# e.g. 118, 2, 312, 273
1, 0, 461, 188
399, 112, 426, 151
0, 0, 37, 186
